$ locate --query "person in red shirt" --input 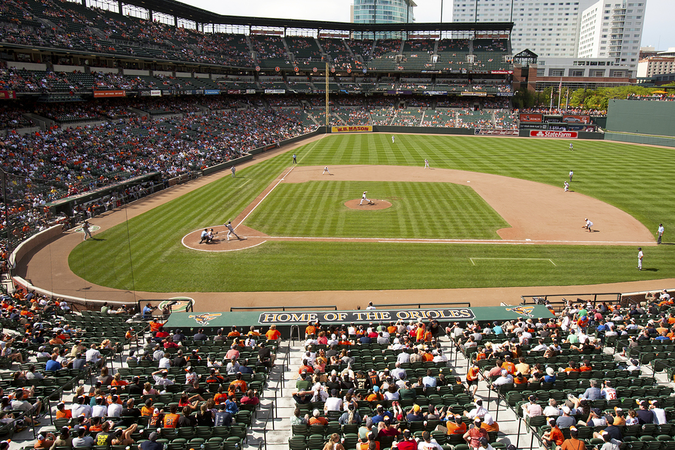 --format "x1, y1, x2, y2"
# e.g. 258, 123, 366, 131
579, 360, 593, 372
397, 430, 417, 450
298, 360, 314, 375
464, 418, 488, 450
